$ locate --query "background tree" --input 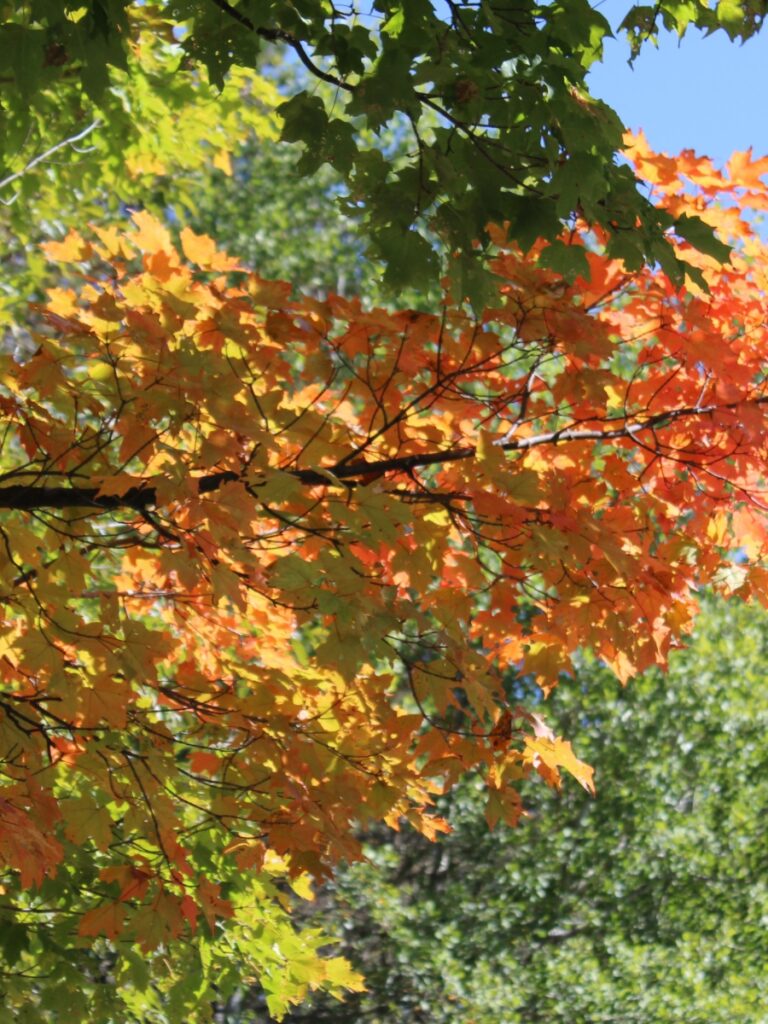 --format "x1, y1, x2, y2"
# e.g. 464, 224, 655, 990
190, 136, 366, 297
282, 595, 768, 1024
187, 124, 441, 308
